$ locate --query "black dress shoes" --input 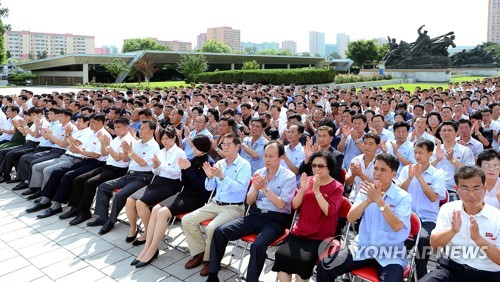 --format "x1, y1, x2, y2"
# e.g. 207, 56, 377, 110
26, 191, 42, 200
135, 249, 159, 268
98, 221, 115, 235
86, 216, 108, 227
22, 187, 39, 196
69, 212, 92, 226
26, 202, 51, 213
6, 178, 21, 184
37, 207, 63, 218
59, 207, 79, 219
132, 239, 146, 246
12, 182, 28, 190
0, 176, 10, 183
126, 229, 139, 243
